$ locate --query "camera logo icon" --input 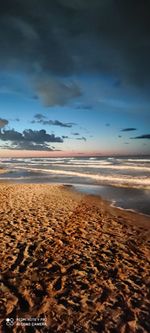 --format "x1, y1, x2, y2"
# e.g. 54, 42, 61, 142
6, 318, 14, 326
